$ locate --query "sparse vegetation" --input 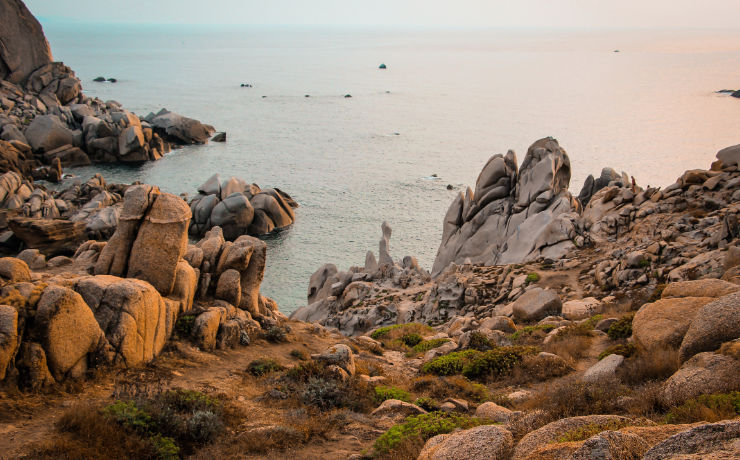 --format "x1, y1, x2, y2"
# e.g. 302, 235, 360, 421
555, 418, 634, 442
413, 397, 440, 412
510, 324, 555, 343
598, 343, 636, 360
412, 338, 449, 353
373, 412, 494, 457
665, 392, 740, 424
174, 315, 196, 338
525, 272, 540, 284
607, 314, 634, 340
421, 346, 537, 381
248, 358, 284, 376
374, 385, 411, 403
265, 325, 289, 343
